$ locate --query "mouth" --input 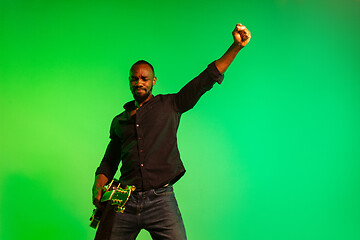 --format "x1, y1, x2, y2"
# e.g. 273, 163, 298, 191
134, 88, 146, 94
